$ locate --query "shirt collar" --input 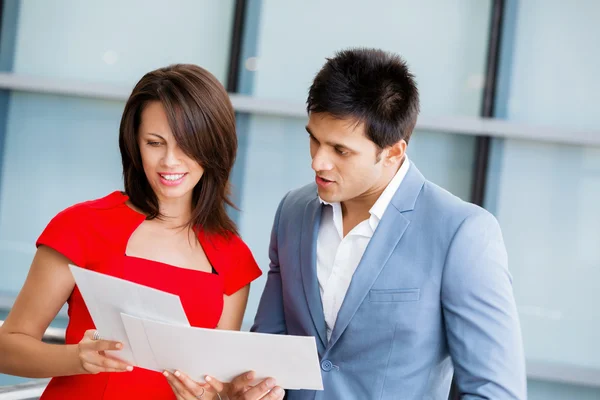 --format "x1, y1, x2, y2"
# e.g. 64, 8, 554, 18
369, 157, 410, 223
